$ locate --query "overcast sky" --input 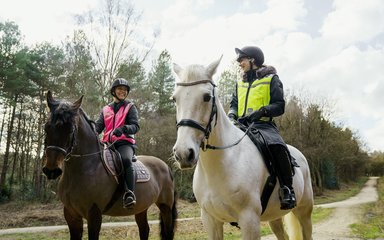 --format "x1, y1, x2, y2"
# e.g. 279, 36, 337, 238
1, 0, 383, 152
